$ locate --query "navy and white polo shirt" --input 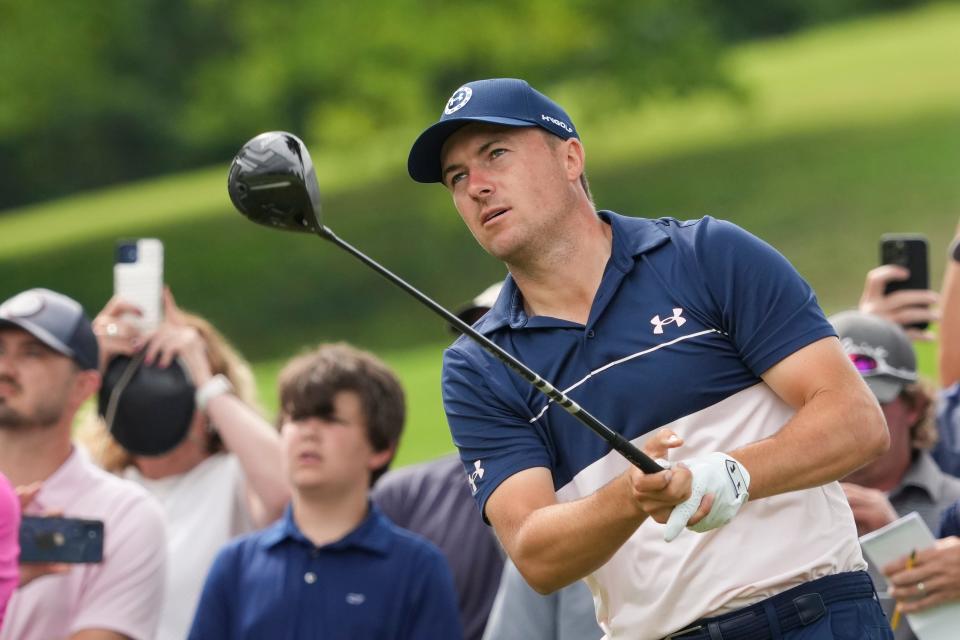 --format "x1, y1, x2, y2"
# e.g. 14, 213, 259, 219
441, 212, 866, 639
